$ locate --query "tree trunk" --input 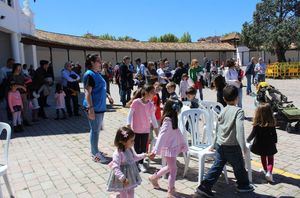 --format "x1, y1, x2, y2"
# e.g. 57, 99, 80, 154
275, 47, 286, 62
